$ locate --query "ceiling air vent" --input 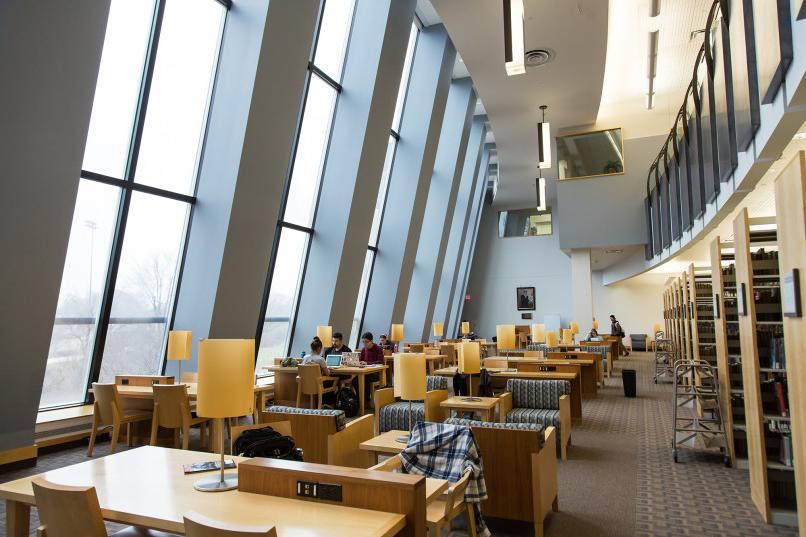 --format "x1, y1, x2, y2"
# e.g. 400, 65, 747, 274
525, 49, 554, 68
